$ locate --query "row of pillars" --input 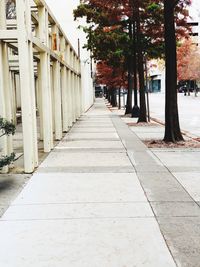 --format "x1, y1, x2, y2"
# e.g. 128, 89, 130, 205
0, 0, 82, 173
